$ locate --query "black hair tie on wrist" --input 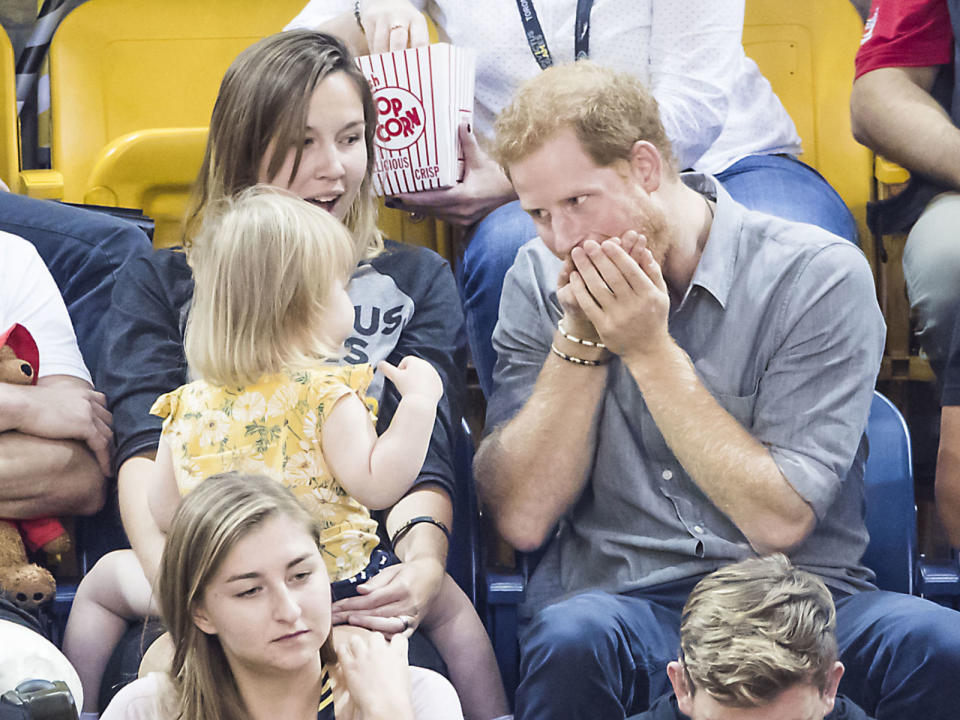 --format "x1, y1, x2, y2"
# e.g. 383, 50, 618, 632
390, 516, 451, 548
